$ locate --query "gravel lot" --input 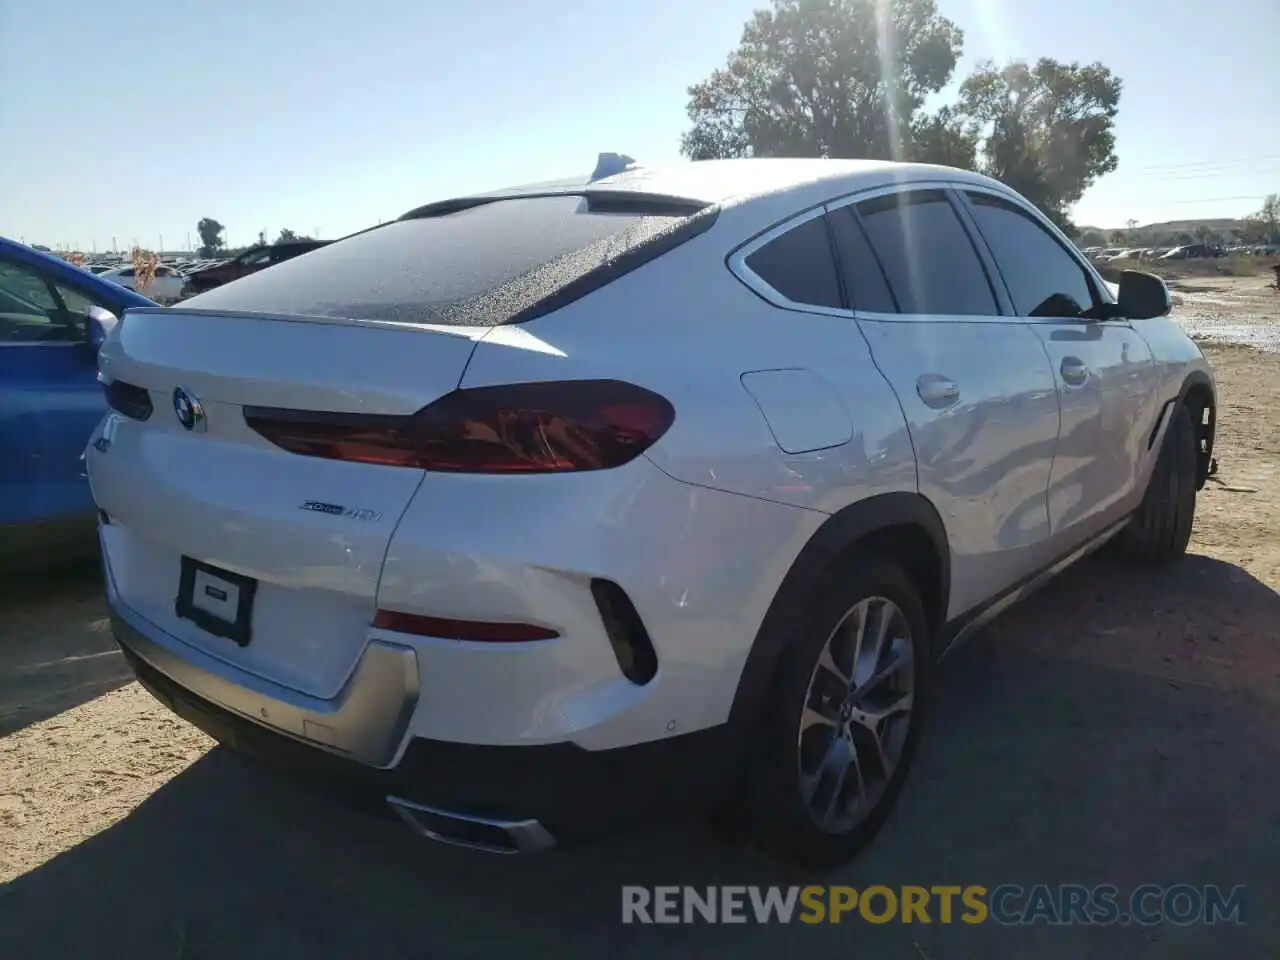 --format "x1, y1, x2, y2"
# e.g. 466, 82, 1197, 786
2, 338, 1277, 959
